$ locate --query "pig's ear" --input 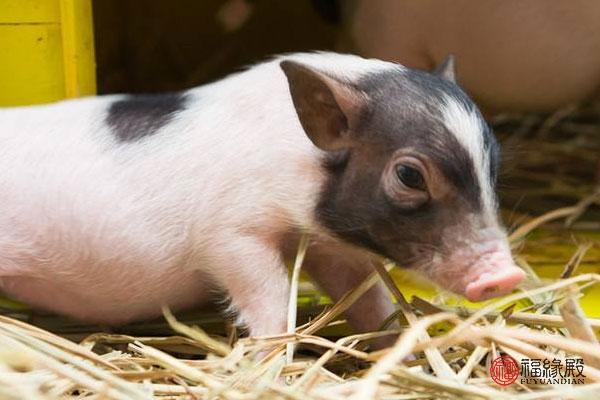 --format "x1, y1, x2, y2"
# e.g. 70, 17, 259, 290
434, 55, 456, 83
280, 60, 367, 151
